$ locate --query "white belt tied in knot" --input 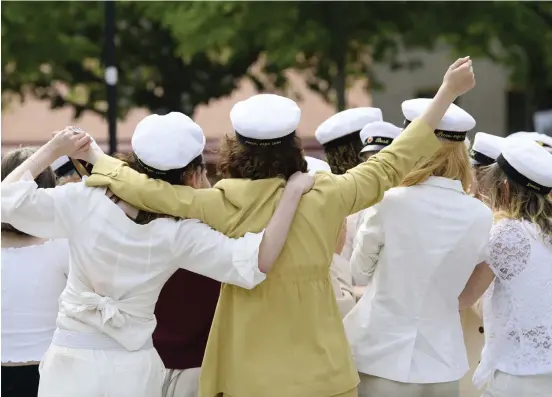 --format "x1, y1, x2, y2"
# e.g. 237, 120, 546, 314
76, 292, 126, 328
